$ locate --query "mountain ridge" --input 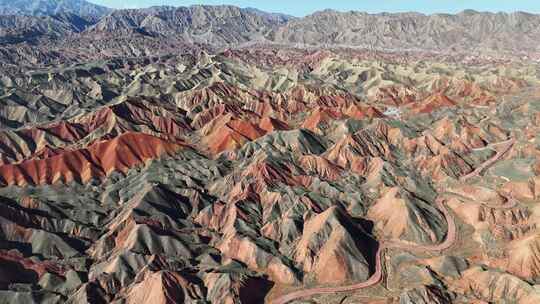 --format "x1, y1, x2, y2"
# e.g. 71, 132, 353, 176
0, 0, 111, 19
0, 3, 539, 304
1, 4, 539, 56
